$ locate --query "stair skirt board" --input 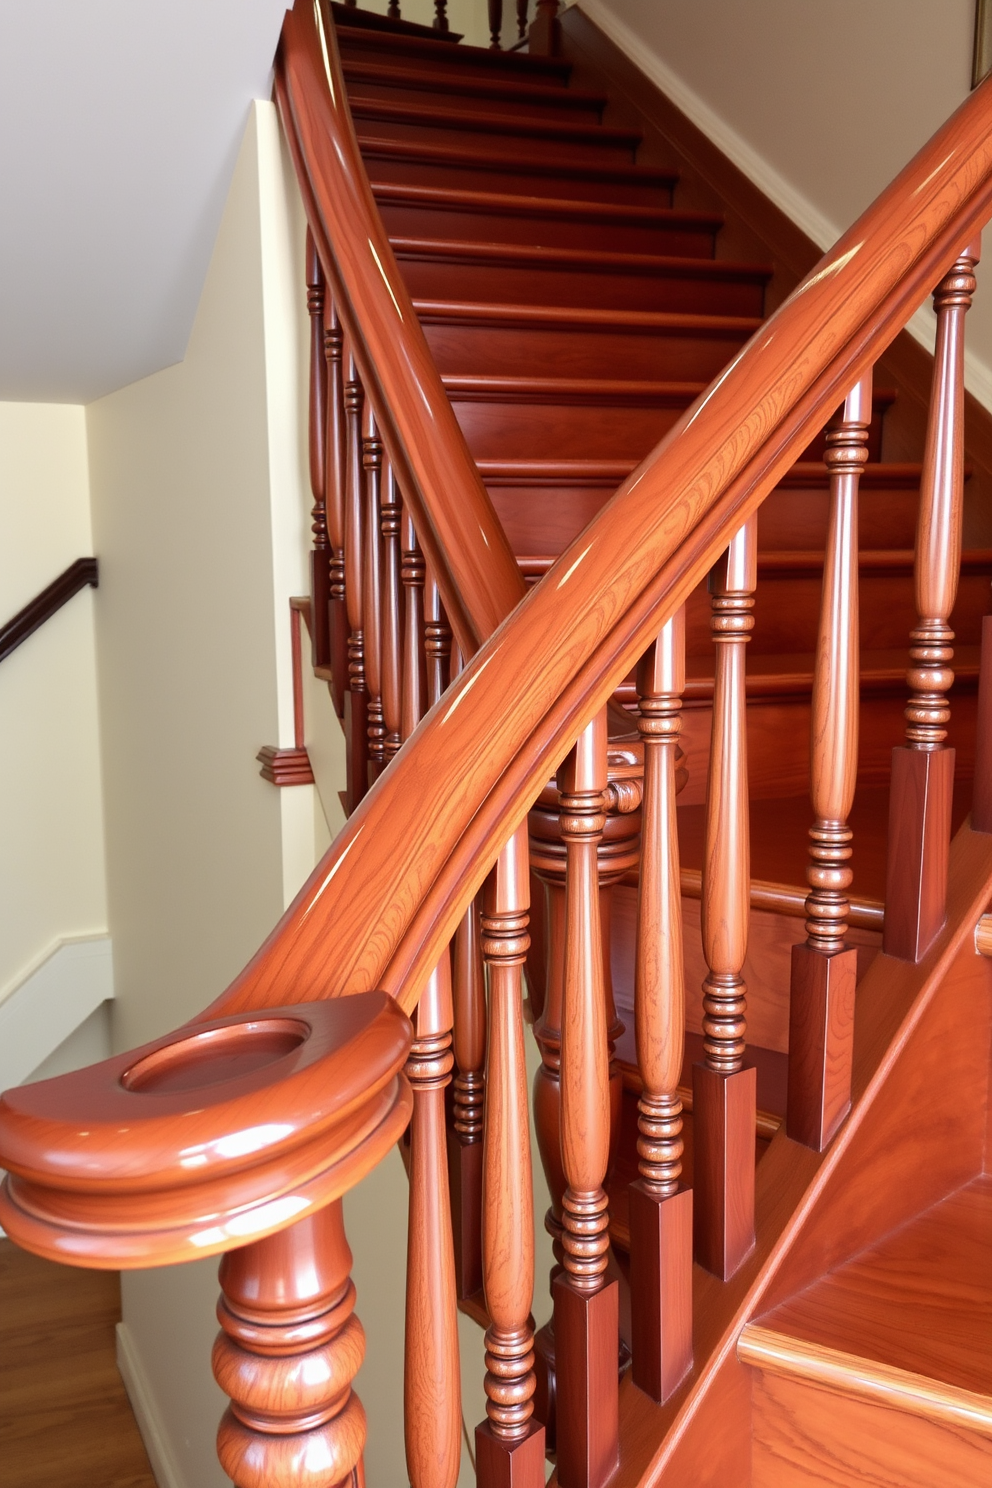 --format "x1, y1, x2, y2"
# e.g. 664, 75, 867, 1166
117, 1321, 189, 1488
0, 934, 114, 1091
